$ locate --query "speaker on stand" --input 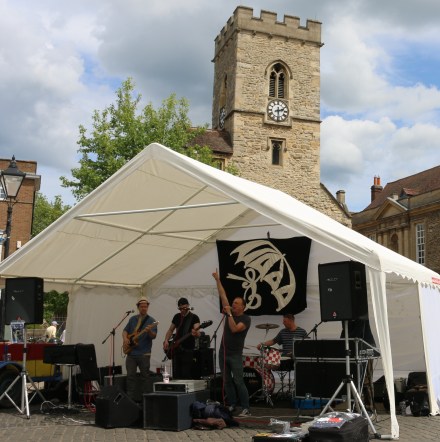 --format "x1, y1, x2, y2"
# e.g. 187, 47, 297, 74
4, 277, 44, 324
318, 261, 368, 322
